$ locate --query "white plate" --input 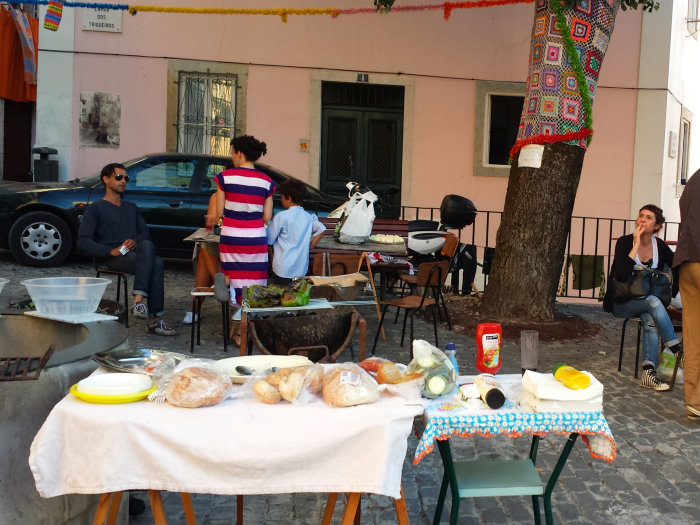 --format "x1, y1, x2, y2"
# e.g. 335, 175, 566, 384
213, 355, 312, 383
77, 373, 152, 395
